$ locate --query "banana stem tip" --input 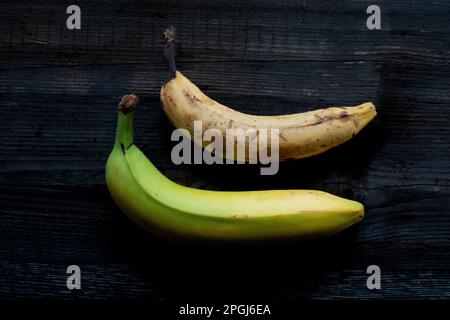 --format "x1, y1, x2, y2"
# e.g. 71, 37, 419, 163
118, 94, 139, 114
164, 26, 176, 43
163, 26, 177, 84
